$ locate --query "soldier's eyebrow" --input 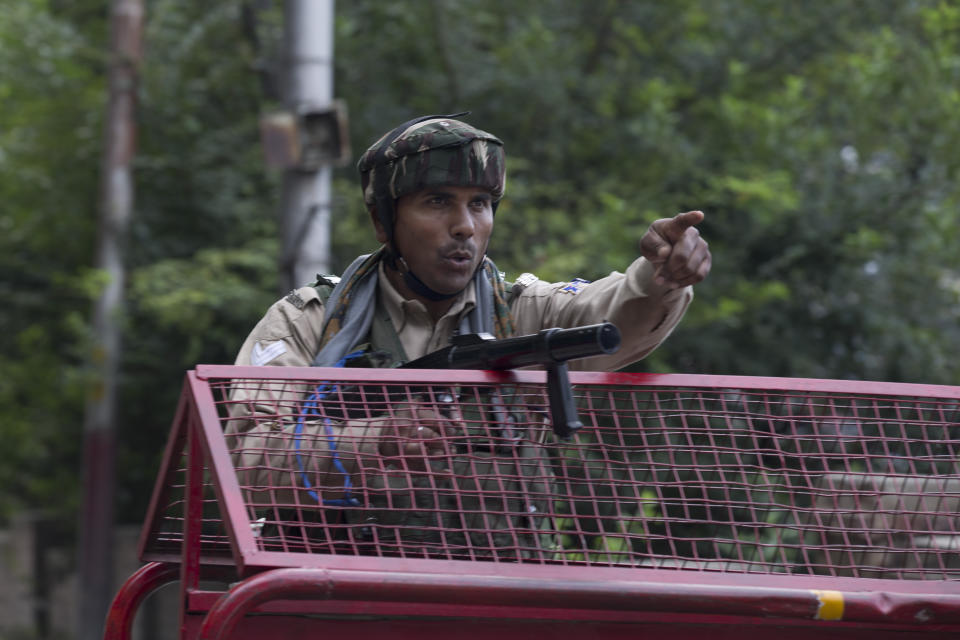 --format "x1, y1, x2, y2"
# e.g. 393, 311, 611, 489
418, 188, 492, 203
421, 189, 456, 199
